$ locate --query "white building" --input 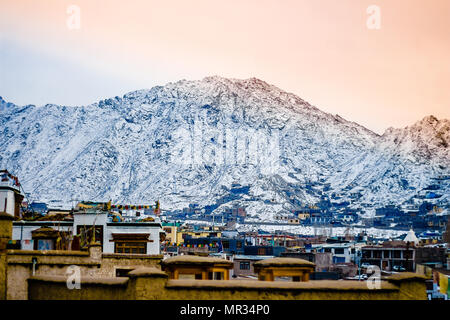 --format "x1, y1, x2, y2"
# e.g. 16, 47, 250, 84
313, 243, 363, 264
12, 211, 162, 255
403, 229, 419, 246
0, 170, 24, 218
